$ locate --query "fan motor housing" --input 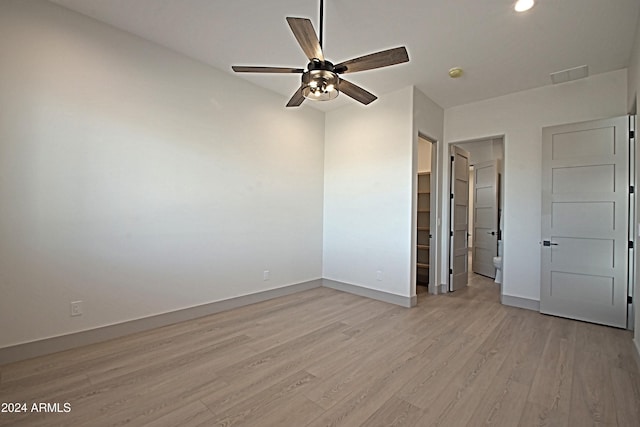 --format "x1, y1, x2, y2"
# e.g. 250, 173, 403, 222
307, 59, 335, 72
